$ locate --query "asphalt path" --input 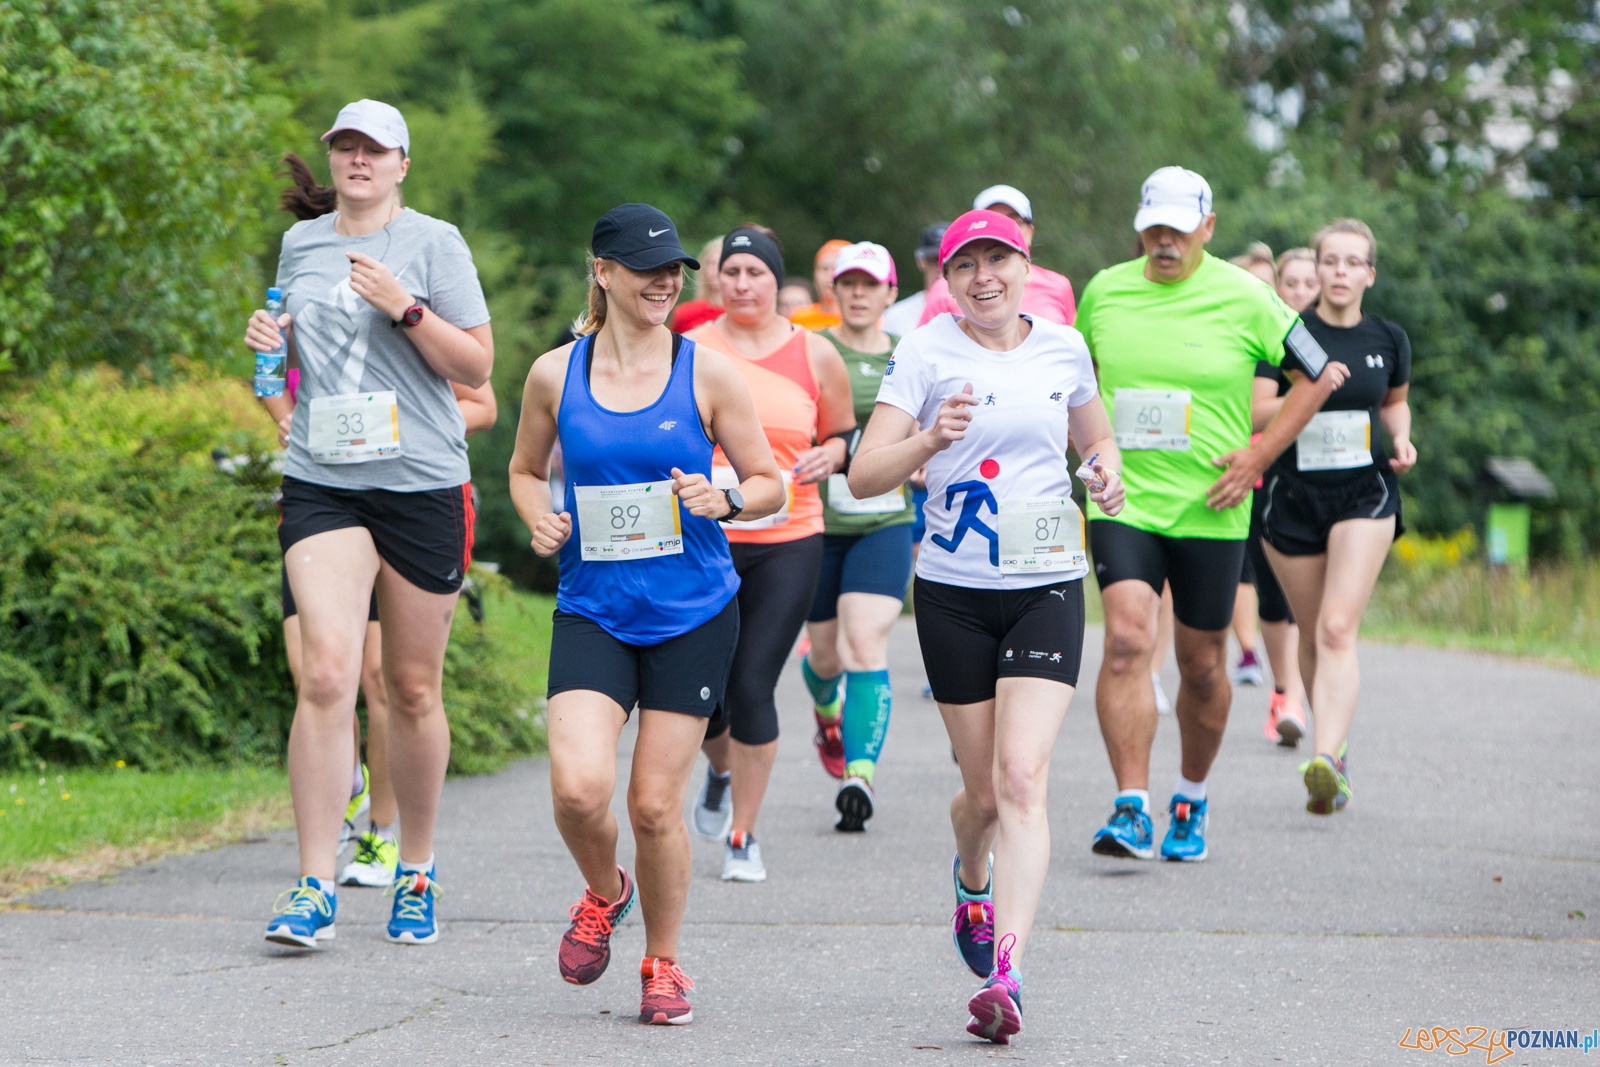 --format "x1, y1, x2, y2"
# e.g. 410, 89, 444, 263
4, 621, 1597, 1065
